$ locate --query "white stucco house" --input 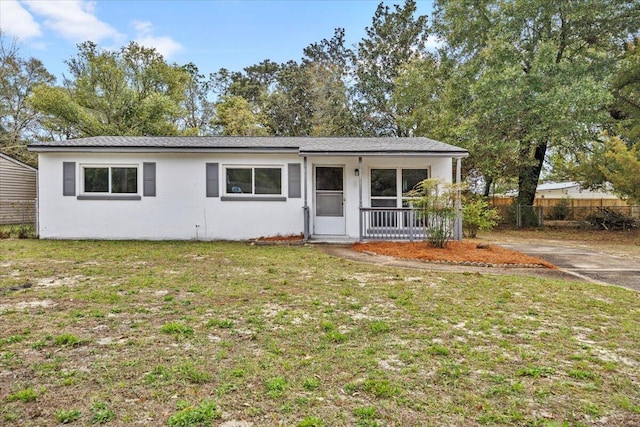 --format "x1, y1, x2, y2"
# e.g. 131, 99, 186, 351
28, 136, 468, 241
